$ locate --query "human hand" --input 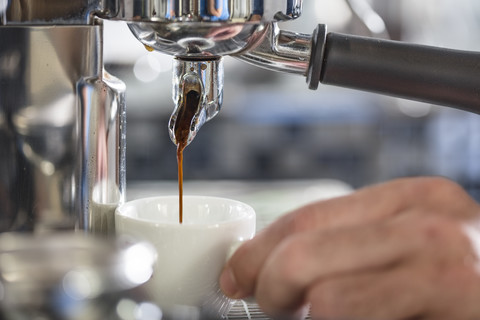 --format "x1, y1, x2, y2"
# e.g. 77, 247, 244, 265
220, 177, 480, 319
